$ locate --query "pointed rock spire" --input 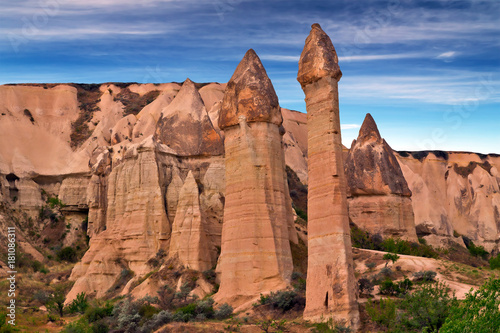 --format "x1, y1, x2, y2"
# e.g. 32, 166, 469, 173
297, 23, 342, 88
357, 113, 382, 144
219, 49, 282, 129
155, 78, 223, 156
169, 171, 212, 271
345, 113, 412, 196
